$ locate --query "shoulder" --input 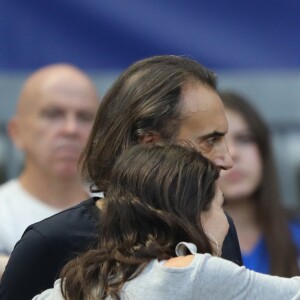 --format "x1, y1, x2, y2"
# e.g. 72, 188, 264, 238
0, 179, 41, 212
0, 179, 22, 198
164, 242, 205, 268
25, 197, 100, 245
0, 197, 101, 300
0, 179, 24, 226
32, 279, 64, 300
163, 255, 196, 268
